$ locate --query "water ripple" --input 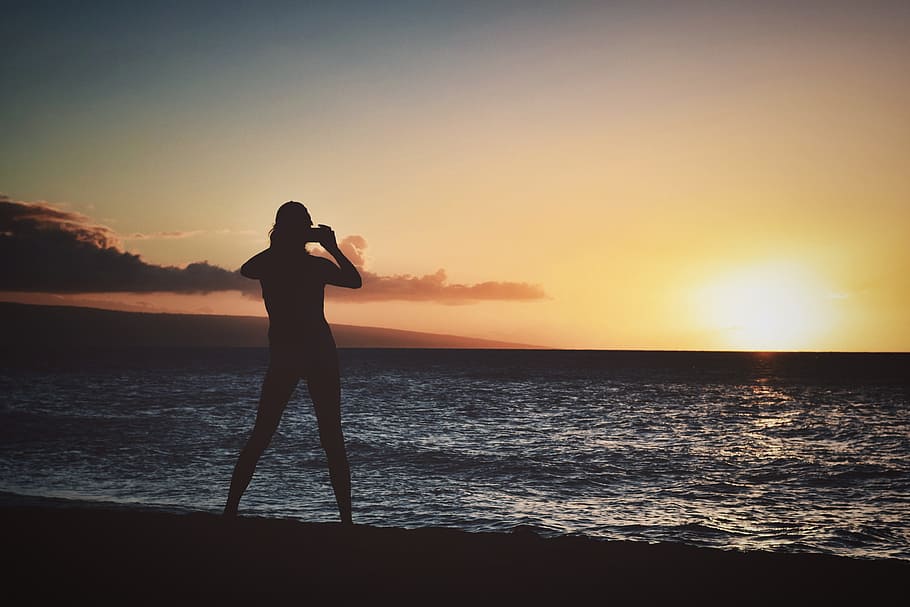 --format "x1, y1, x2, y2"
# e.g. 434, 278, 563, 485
1, 348, 908, 560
